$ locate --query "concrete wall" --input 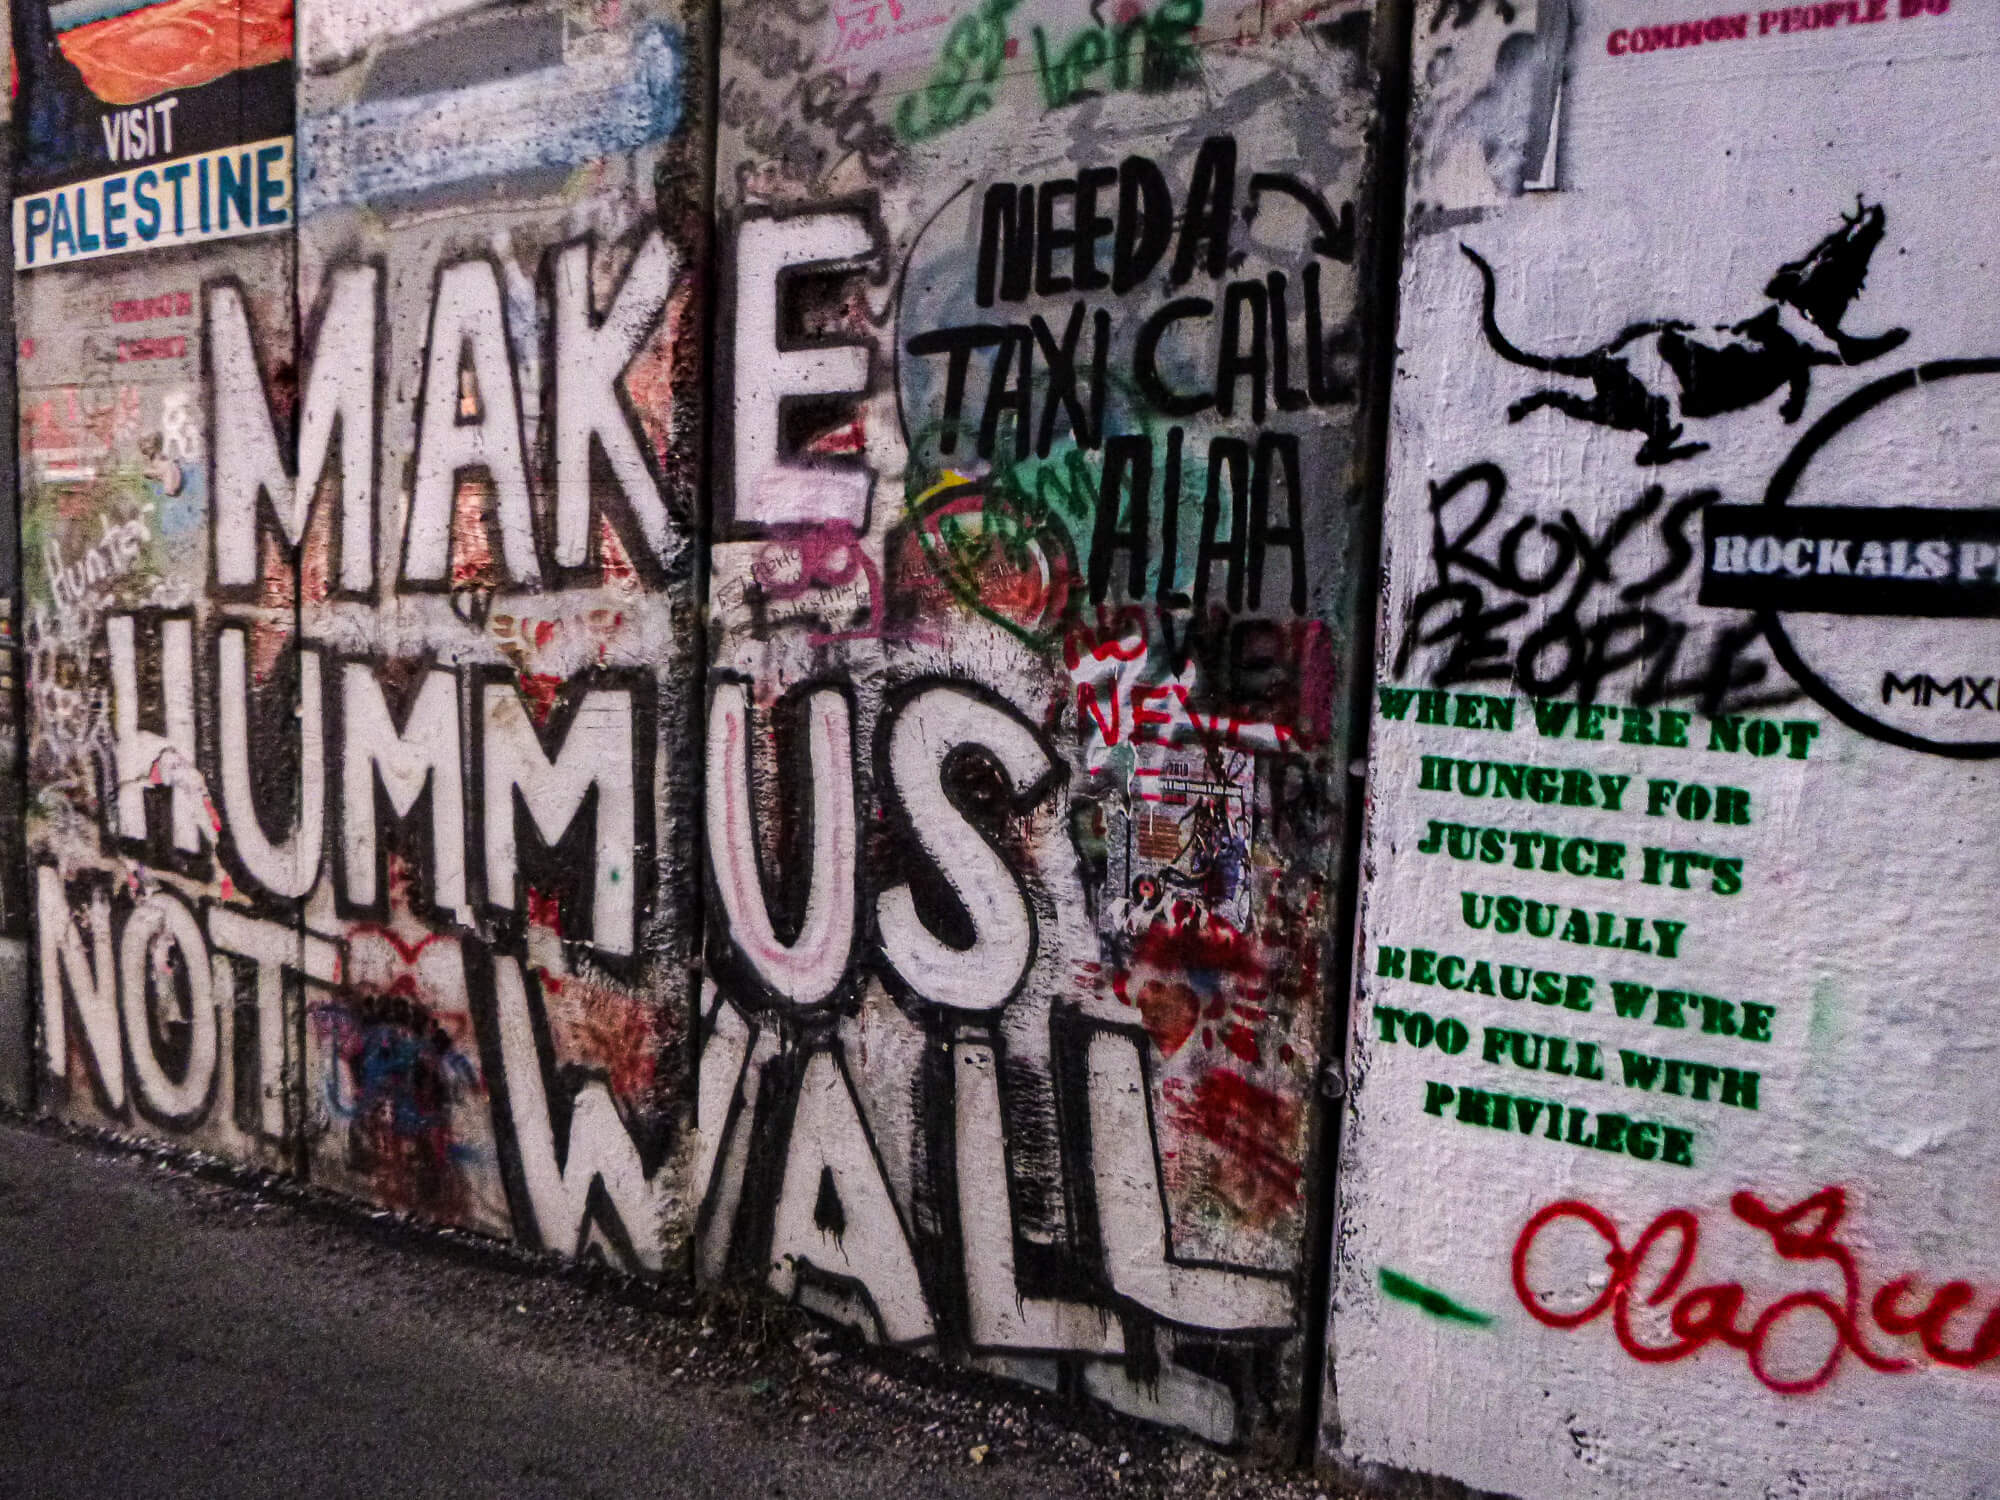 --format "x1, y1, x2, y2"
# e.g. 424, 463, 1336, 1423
5, 0, 1999, 1490
289, 0, 706, 1262
5, 0, 1386, 1453
16, 0, 302, 1168
13, 0, 708, 1254
695, 0, 1388, 1453
1322, 2, 2000, 1496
